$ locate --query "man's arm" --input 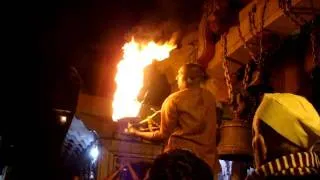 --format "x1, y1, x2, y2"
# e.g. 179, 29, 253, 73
127, 96, 178, 141
130, 130, 162, 141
